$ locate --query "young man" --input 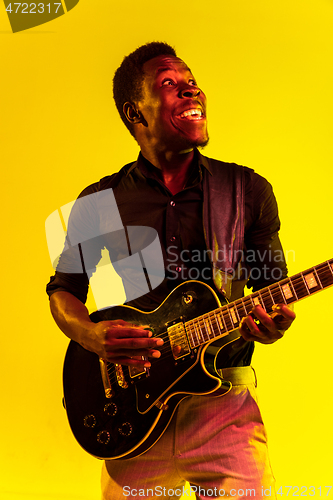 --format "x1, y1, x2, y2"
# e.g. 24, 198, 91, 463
47, 42, 295, 499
